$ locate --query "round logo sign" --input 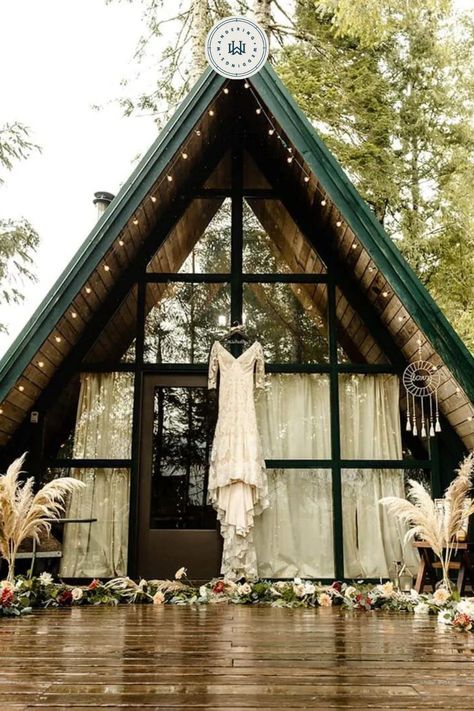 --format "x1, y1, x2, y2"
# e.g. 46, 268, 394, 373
205, 16, 269, 79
